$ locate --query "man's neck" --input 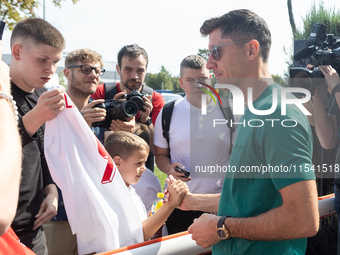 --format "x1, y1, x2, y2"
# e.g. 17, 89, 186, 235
10, 69, 35, 93
66, 89, 90, 112
238, 65, 274, 106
